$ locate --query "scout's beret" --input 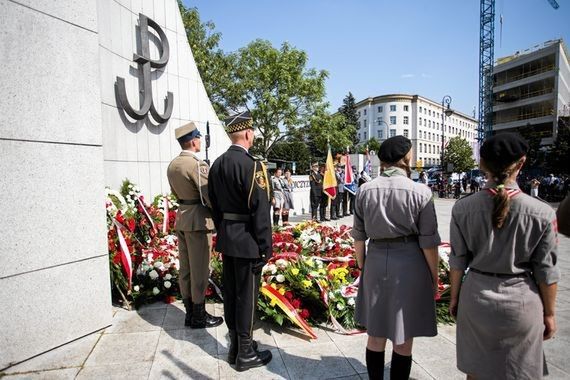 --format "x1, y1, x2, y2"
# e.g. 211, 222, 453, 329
175, 122, 201, 142
480, 133, 529, 165
224, 111, 253, 134
379, 135, 412, 163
